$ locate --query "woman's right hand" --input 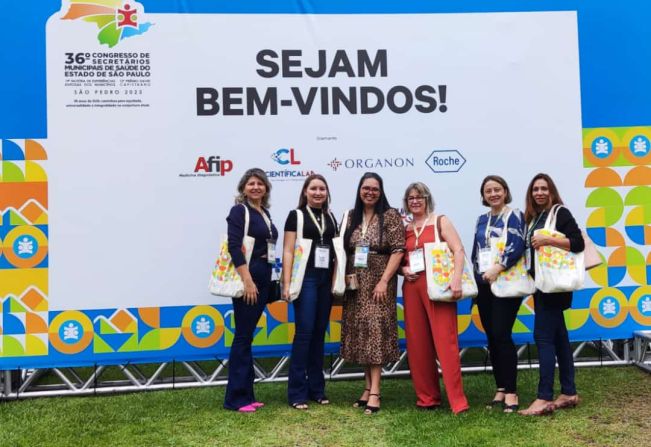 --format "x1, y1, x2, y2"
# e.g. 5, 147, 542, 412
282, 283, 291, 302
402, 266, 419, 282
243, 278, 259, 305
